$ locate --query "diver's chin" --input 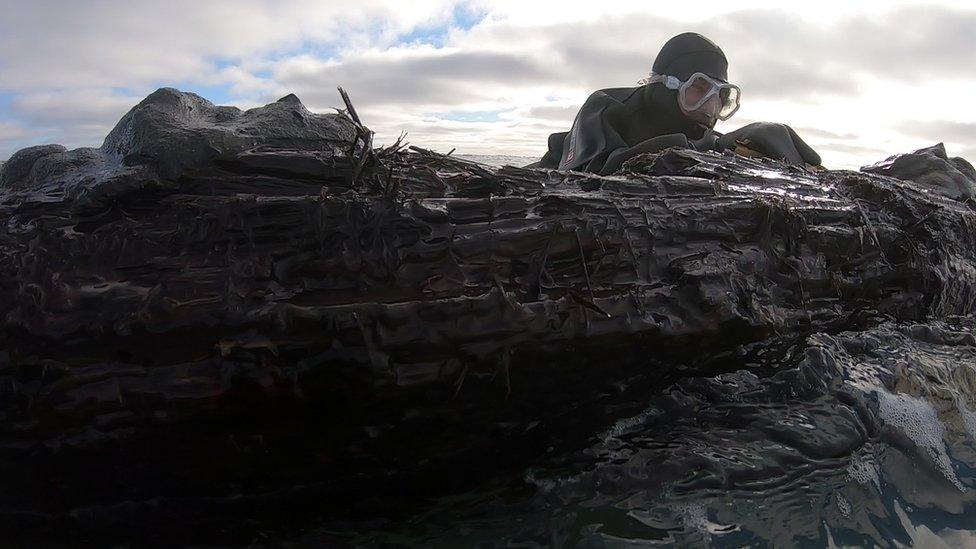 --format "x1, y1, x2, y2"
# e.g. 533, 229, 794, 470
687, 120, 713, 140
684, 114, 714, 135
